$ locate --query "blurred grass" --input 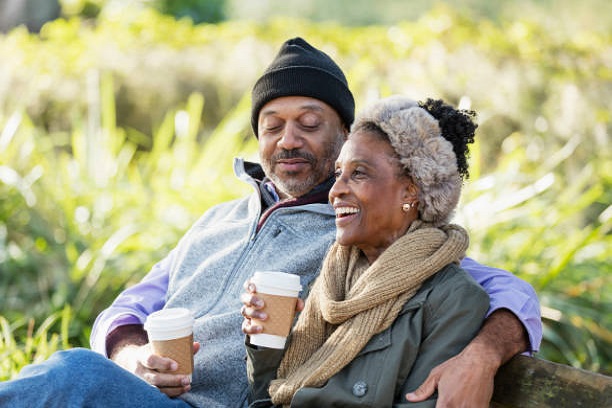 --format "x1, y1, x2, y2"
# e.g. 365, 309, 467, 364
0, 307, 71, 380
0, 6, 610, 379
